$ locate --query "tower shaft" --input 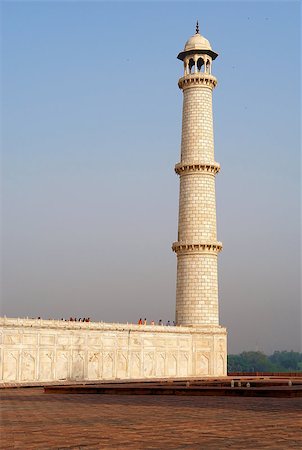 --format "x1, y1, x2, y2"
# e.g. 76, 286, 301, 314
173, 70, 222, 326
